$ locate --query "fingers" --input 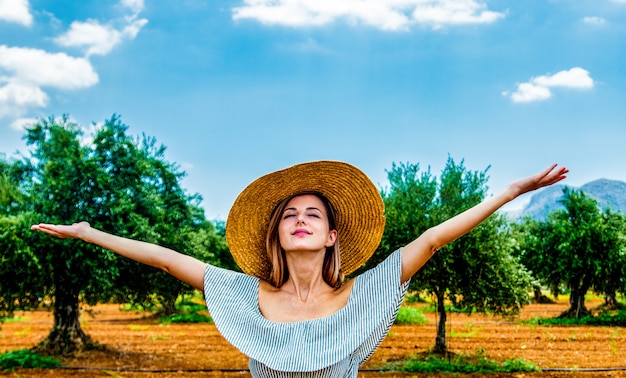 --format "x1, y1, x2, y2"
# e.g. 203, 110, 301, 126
30, 224, 49, 232
547, 165, 568, 181
30, 223, 74, 239
31, 223, 56, 232
511, 164, 568, 196
539, 164, 568, 188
